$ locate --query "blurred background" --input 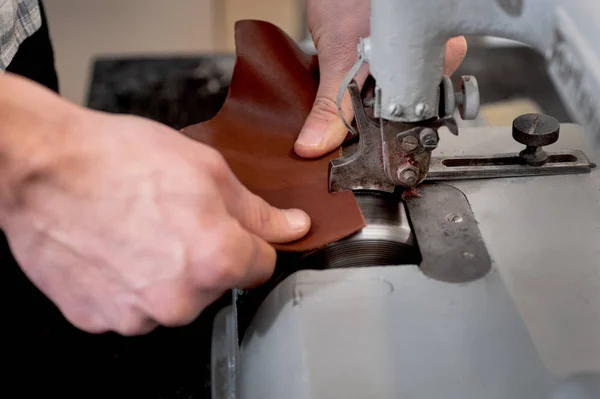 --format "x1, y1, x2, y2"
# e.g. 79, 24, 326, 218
43, 0, 568, 129
44, 0, 308, 105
